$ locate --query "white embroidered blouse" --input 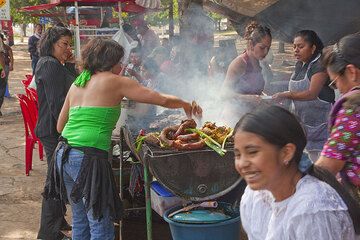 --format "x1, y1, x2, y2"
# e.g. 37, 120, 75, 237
240, 175, 359, 240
